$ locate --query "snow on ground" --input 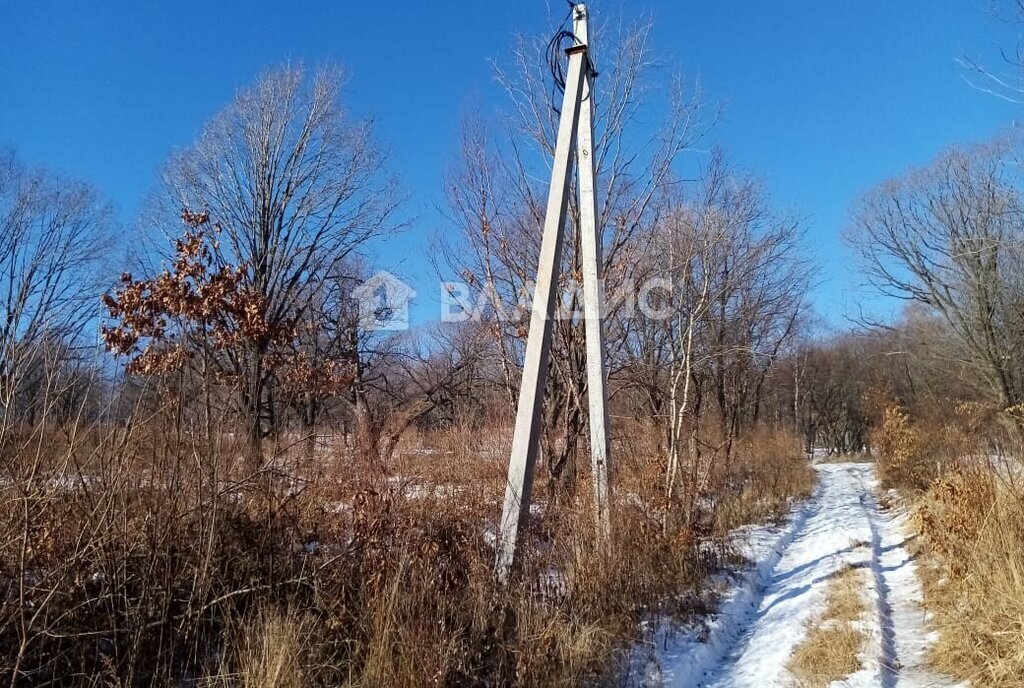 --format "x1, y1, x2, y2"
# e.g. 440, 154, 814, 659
634, 462, 962, 688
